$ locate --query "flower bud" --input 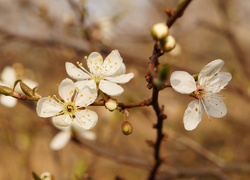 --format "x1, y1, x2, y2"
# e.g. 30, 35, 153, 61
40, 172, 54, 180
164, 35, 176, 52
0, 85, 13, 96
105, 98, 118, 111
121, 121, 133, 135
151, 23, 169, 40
18, 80, 34, 97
